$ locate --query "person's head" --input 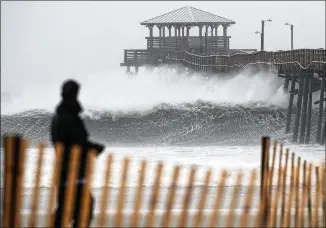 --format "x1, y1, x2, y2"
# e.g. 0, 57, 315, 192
61, 79, 80, 100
